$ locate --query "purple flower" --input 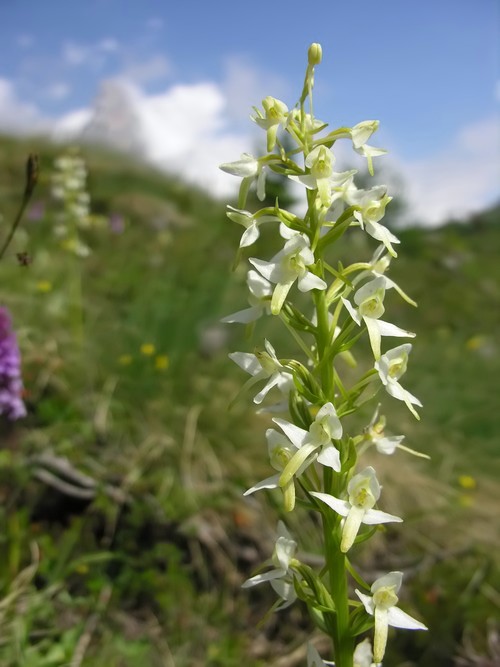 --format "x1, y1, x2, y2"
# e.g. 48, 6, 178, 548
109, 213, 125, 234
27, 201, 45, 222
0, 307, 27, 420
